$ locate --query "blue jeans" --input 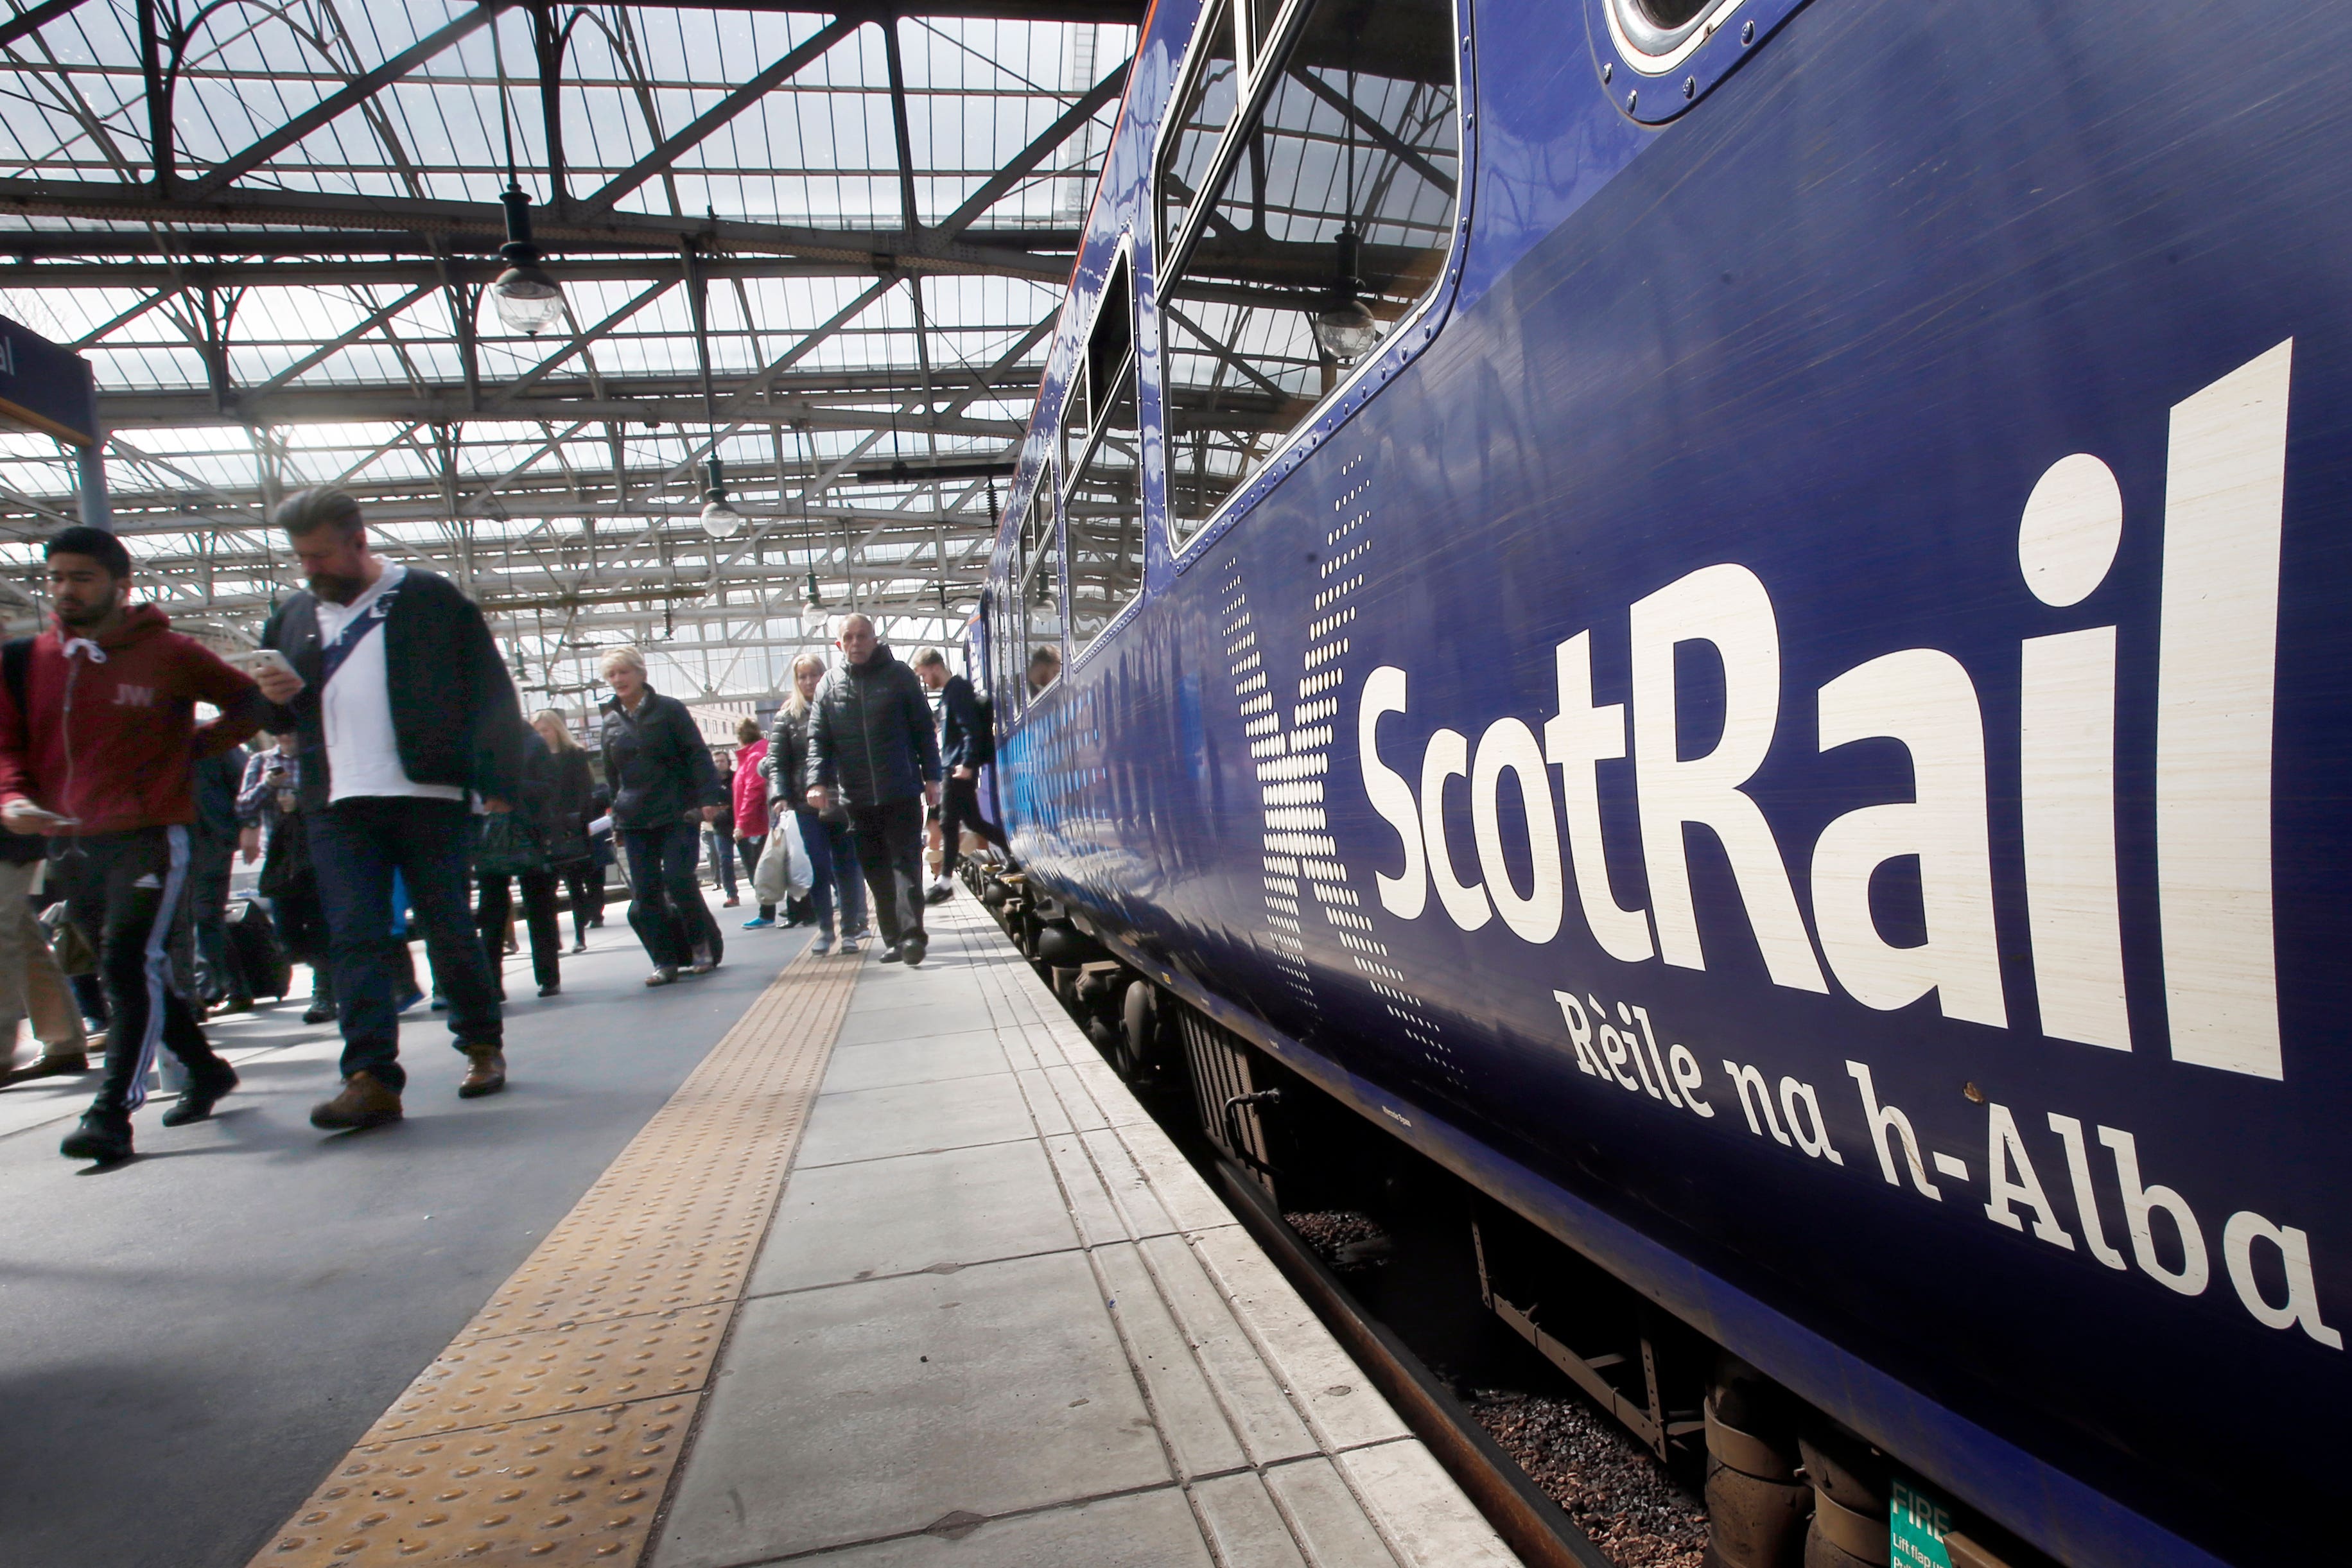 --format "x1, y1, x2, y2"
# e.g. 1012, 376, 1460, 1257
794, 808, 864, 937
702, 825, 738, 897
307, 797, 501, 1093
621, 821, 722, 968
